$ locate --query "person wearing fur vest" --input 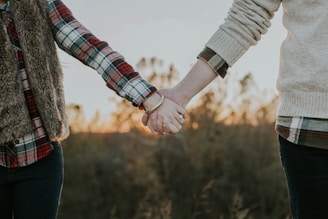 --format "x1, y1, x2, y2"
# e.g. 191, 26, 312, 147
0, 0, 186, 218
